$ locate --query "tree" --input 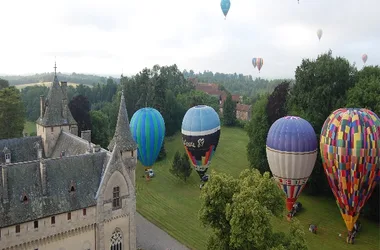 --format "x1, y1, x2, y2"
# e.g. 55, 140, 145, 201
68, 94, 92, 136
0, 87, 25, 139
199, 169, 307, 250
246, 94, 270, 173
90, 110, 109, 148
0, 78, 9, 90
266, 81, 291, 125
286, 50, 357, 195
169, 151, 192, 182
223, 93, 236, 126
